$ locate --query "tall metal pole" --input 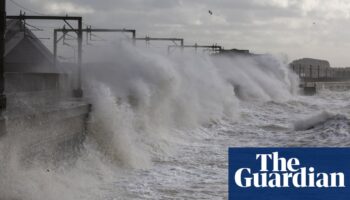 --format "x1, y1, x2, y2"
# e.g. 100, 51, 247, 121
0, 0, 6, 110
132, 30, 136, 46
53, 29, 57, 67
73, 18, 83, 98
180, 39, 184, 52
